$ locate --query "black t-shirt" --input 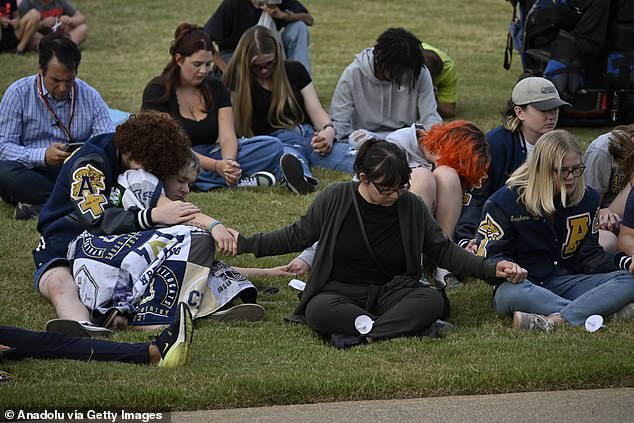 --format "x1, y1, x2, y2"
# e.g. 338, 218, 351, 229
251, 61, 311, 135
141, 76, 232, 147
329, 189, 406, 285
203, 0, 308, 52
